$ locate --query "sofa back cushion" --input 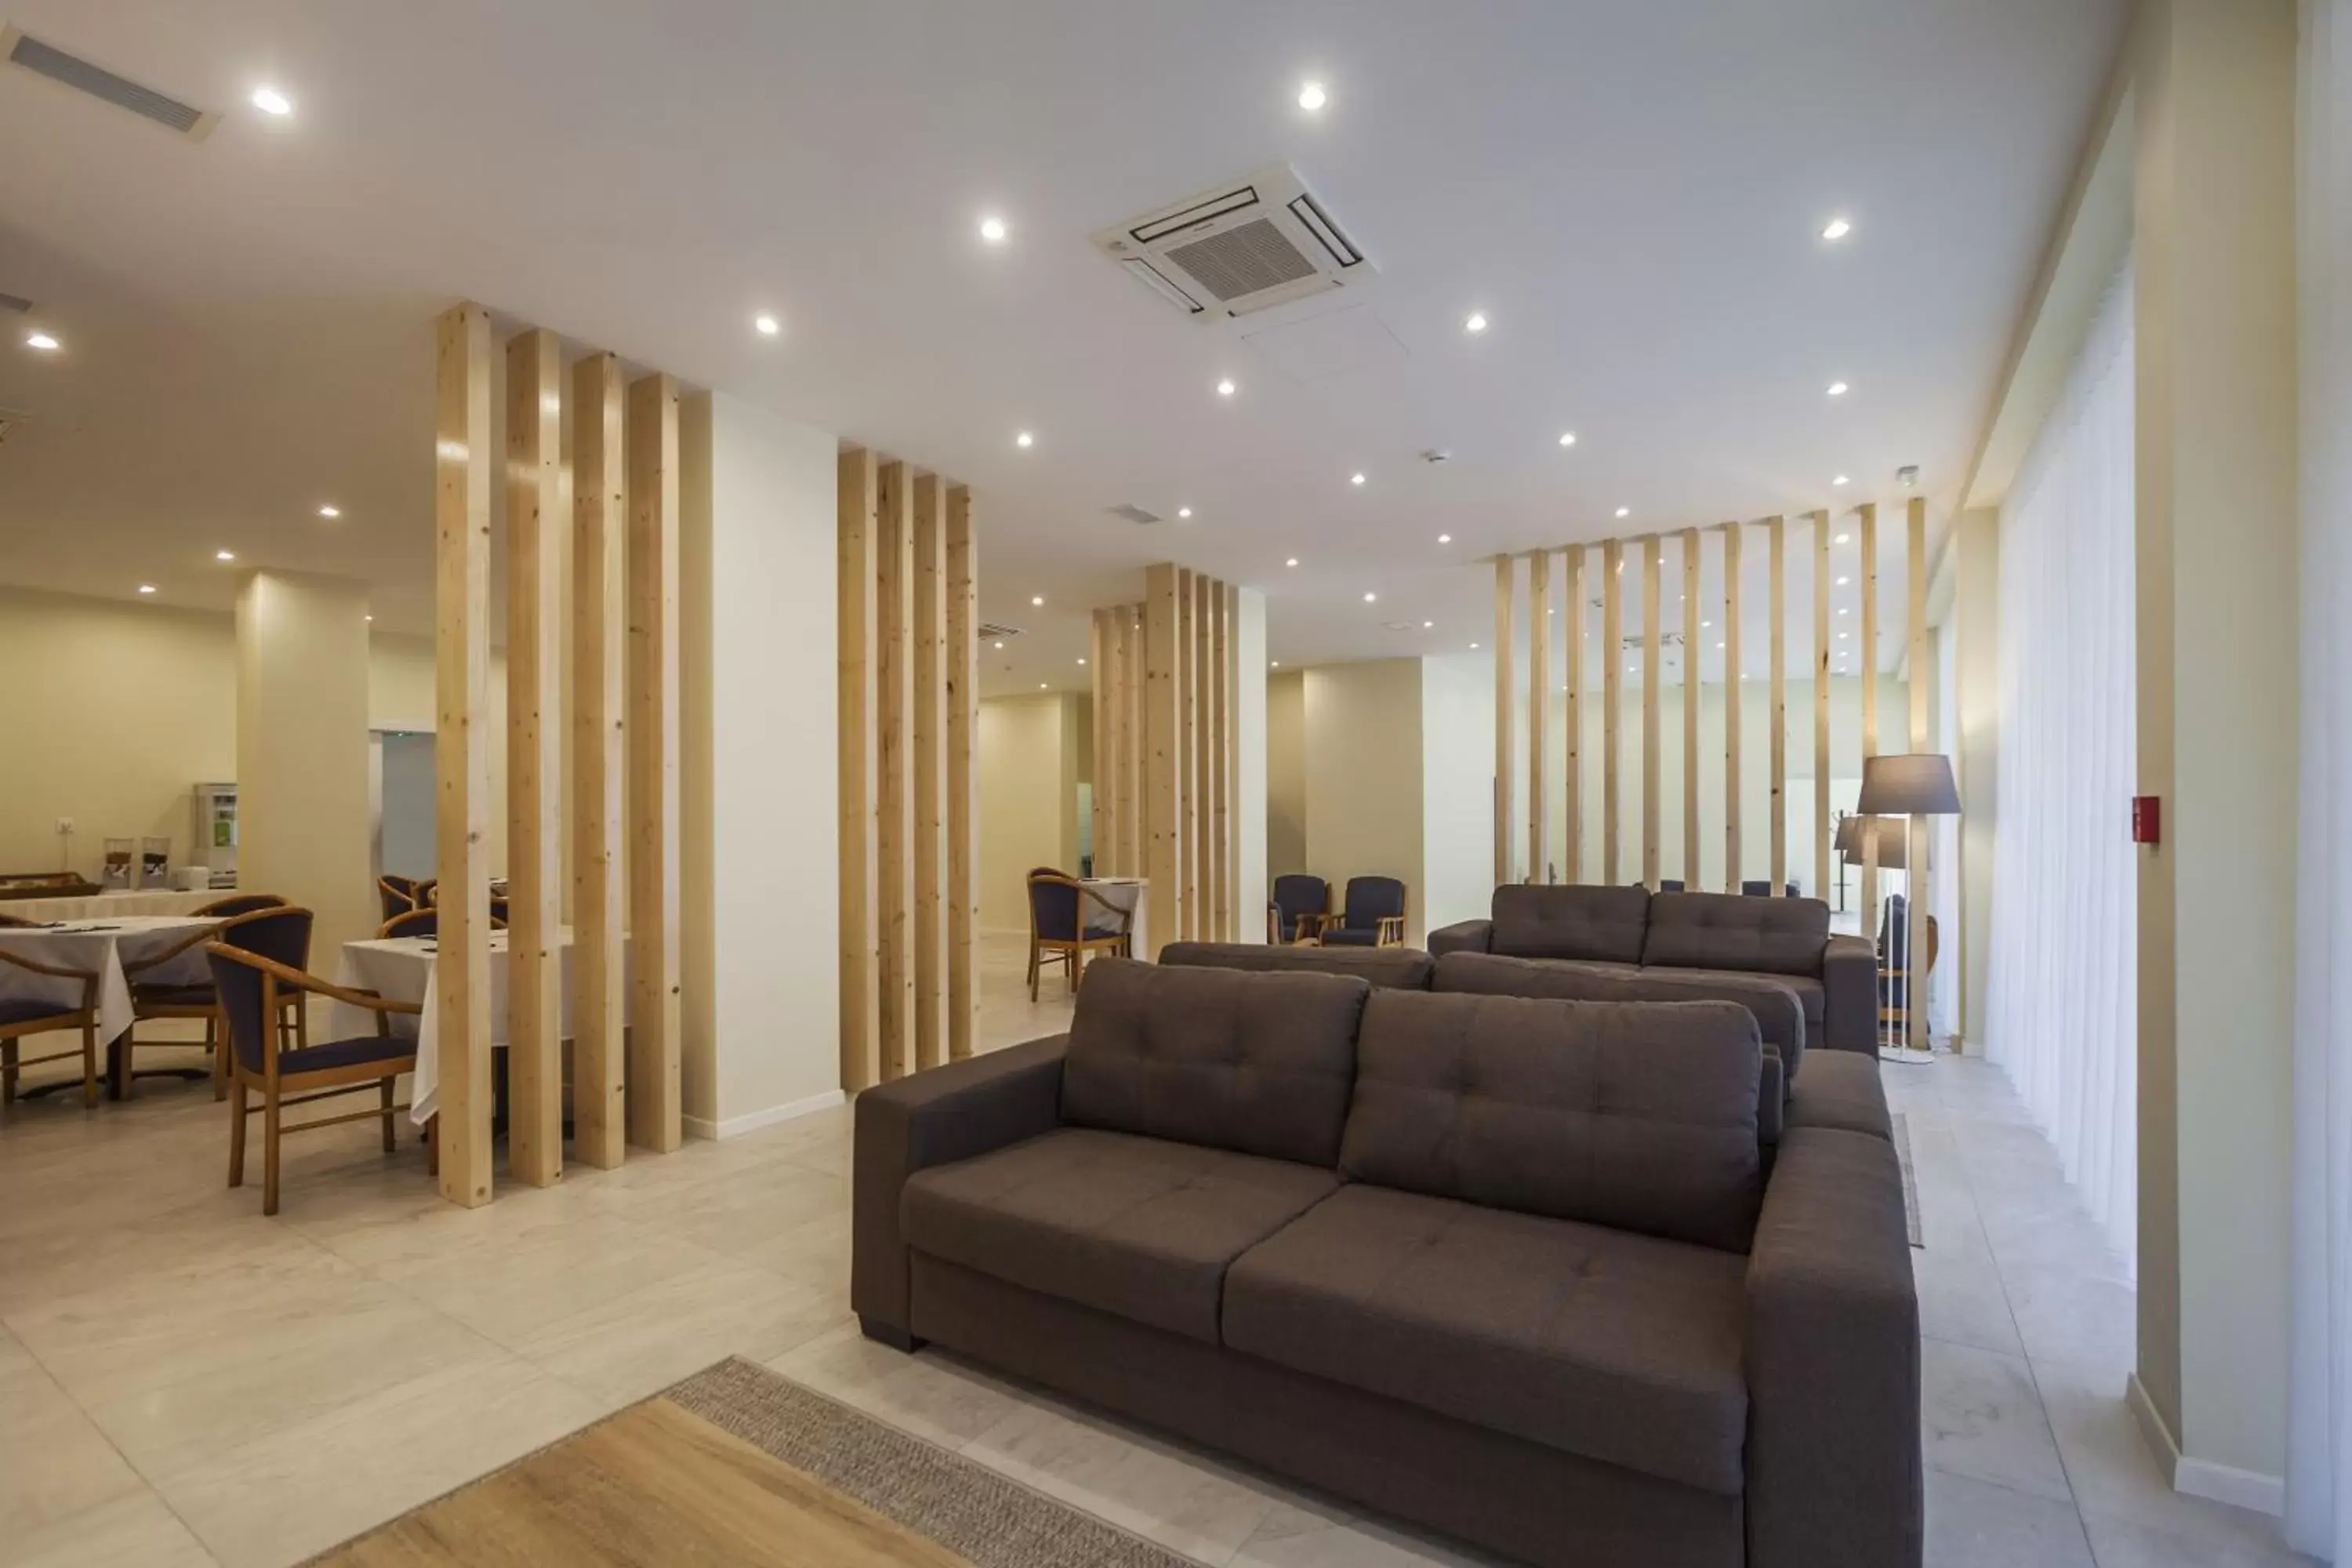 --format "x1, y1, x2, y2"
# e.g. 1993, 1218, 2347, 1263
1489, 883, 1652, 964
1062, 959, 1369, 1167
1339, 991, 1764, 1251
1160, 941, 1433, 990
1642, 891, 1830, 977
1432, 950, 1806, 1069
